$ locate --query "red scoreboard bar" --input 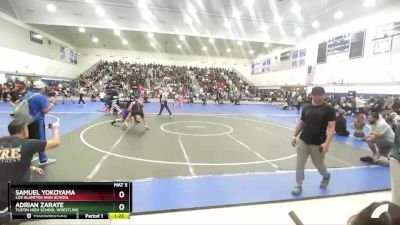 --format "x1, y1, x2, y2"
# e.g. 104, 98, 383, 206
8, 182, 132, 220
